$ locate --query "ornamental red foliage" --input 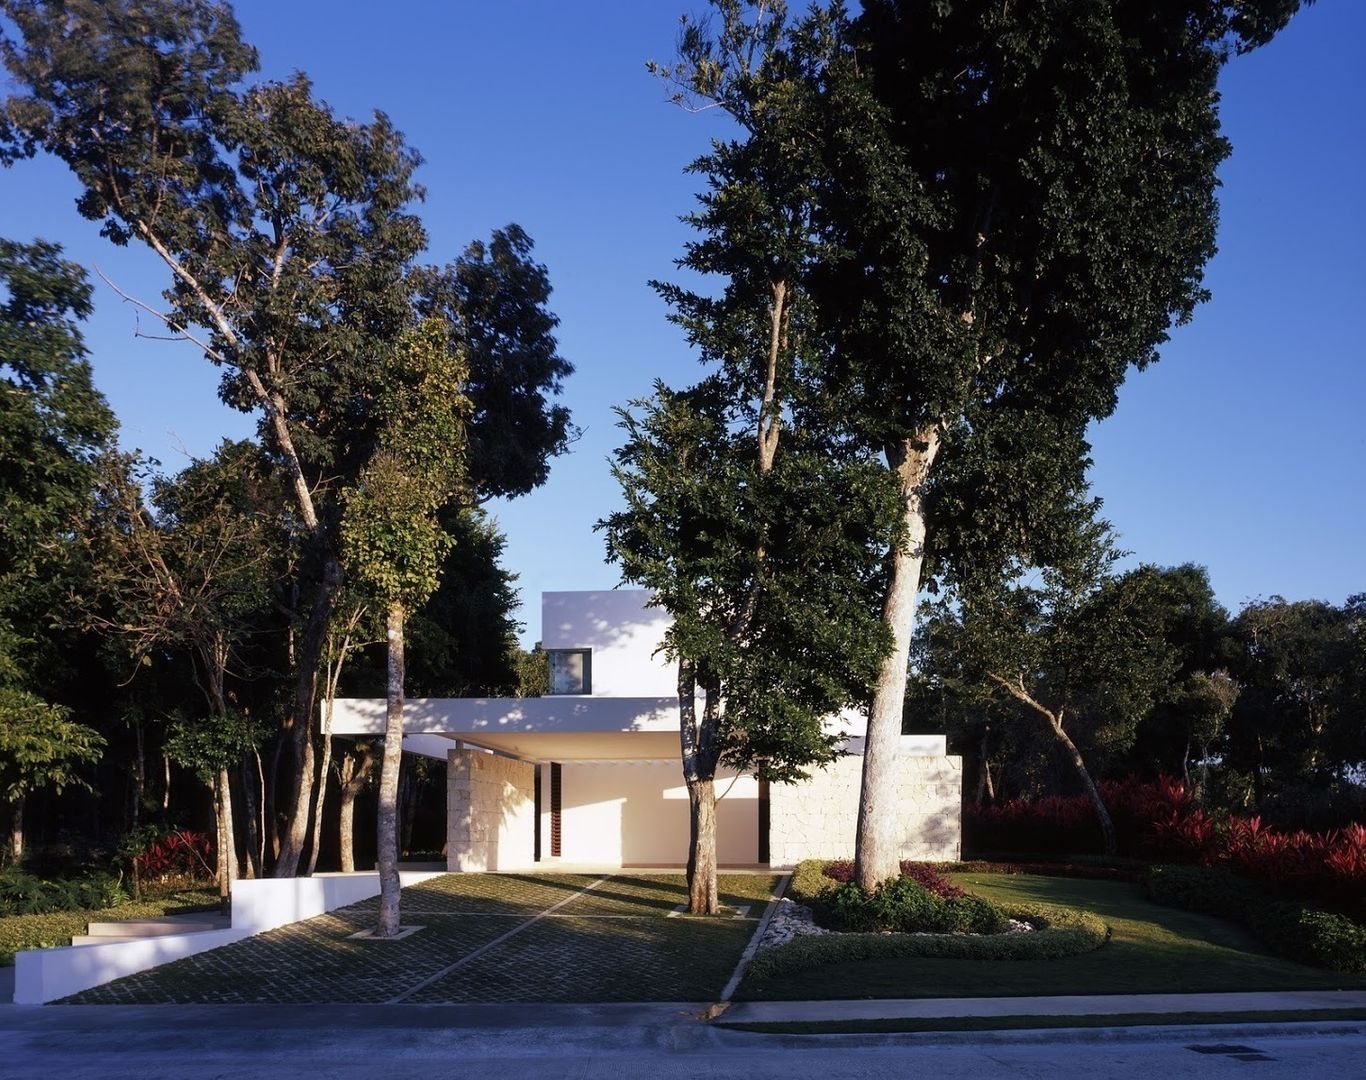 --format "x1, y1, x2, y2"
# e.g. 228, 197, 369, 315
964, 776, 1366, 921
